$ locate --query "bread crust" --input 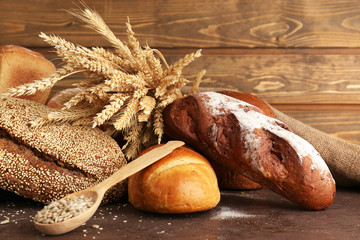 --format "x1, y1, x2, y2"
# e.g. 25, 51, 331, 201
211, 91, 275, 189
218, 90, 275, 118
128, 145, 220, 213
0, 98, 127, 204
163, 92, 336, 210
0, 45, 56, 104
46, 87, 83, 109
